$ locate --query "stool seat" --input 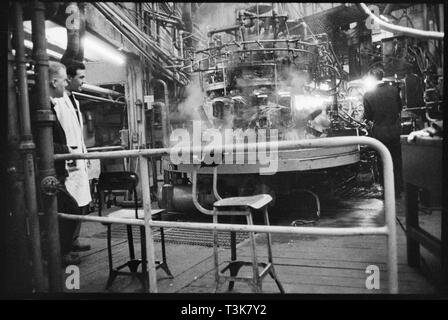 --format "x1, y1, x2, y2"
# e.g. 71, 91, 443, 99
107, 208, 164, 220
213, 194, 272, 210
190, 166, 283, 293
